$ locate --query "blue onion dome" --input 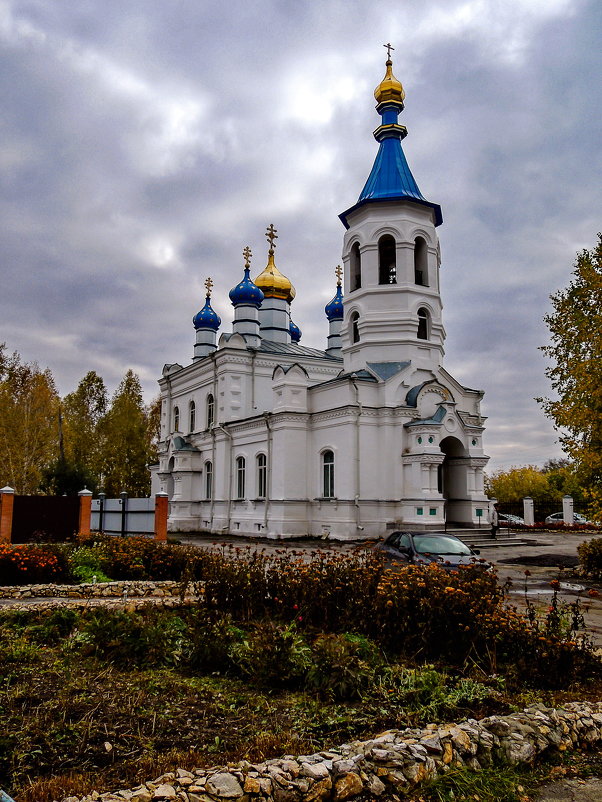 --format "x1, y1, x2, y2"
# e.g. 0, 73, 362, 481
229, 267, 265, 308
289, 318, 302, 343
193, 294, 221, 331
325, 283, 344, 321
